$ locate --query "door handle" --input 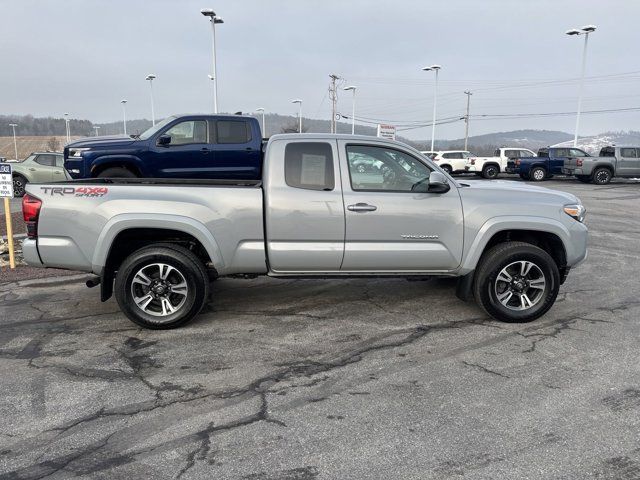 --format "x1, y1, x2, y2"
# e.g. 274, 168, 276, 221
29, 168, 36, 171
347, 203, 377, 212
54, 171, 62, 174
